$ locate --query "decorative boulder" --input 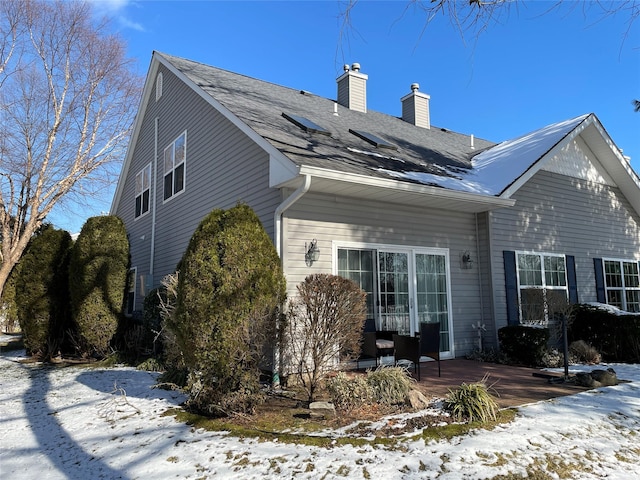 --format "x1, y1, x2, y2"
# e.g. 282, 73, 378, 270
405, 390, 431, 410
575, 368, 618, 388
309, 401, 336, 419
